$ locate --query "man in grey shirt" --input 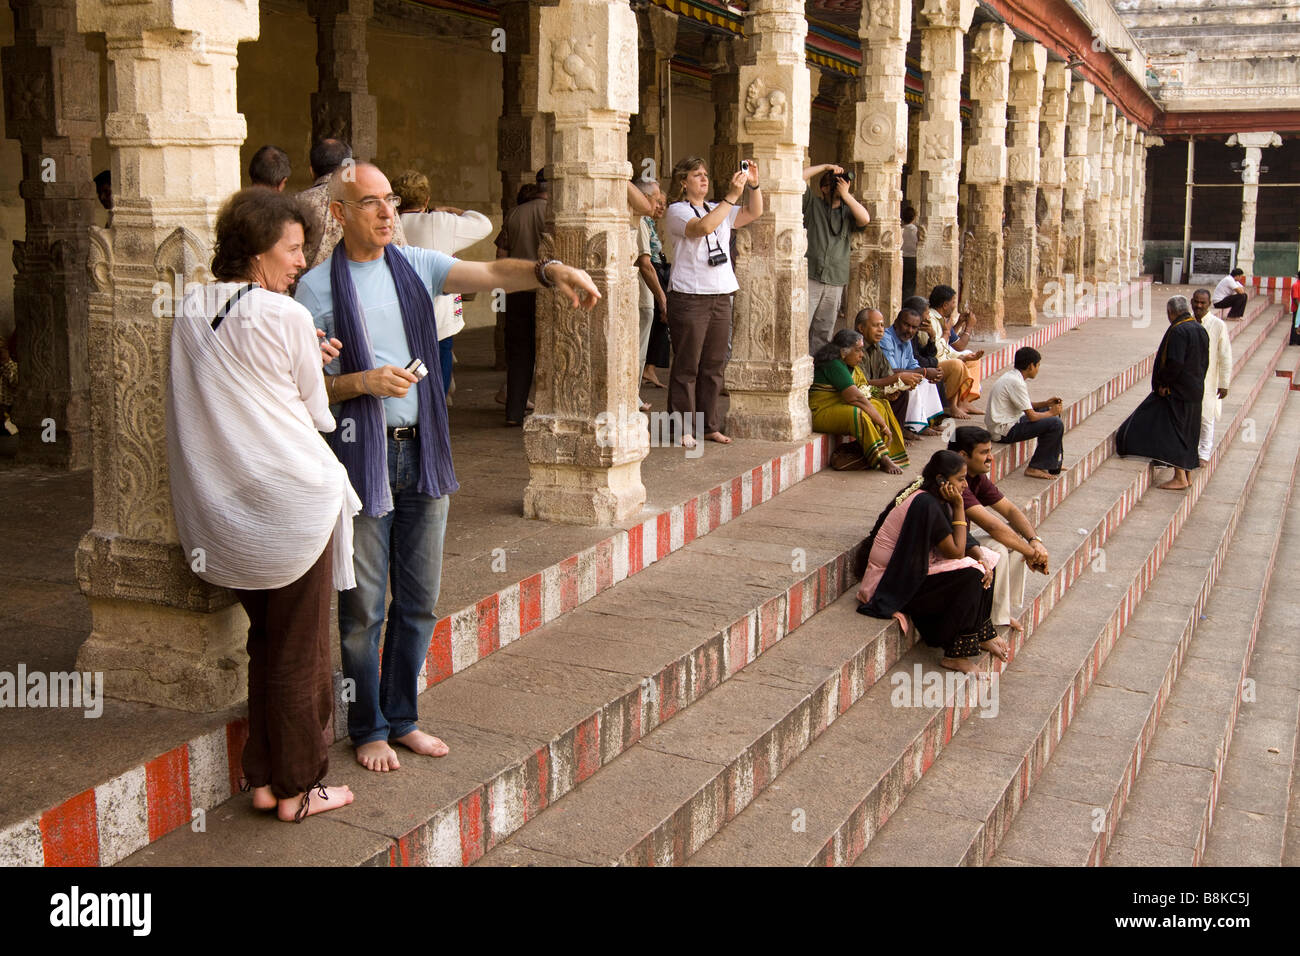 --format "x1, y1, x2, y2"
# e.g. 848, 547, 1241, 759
802, 163, 870, 354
